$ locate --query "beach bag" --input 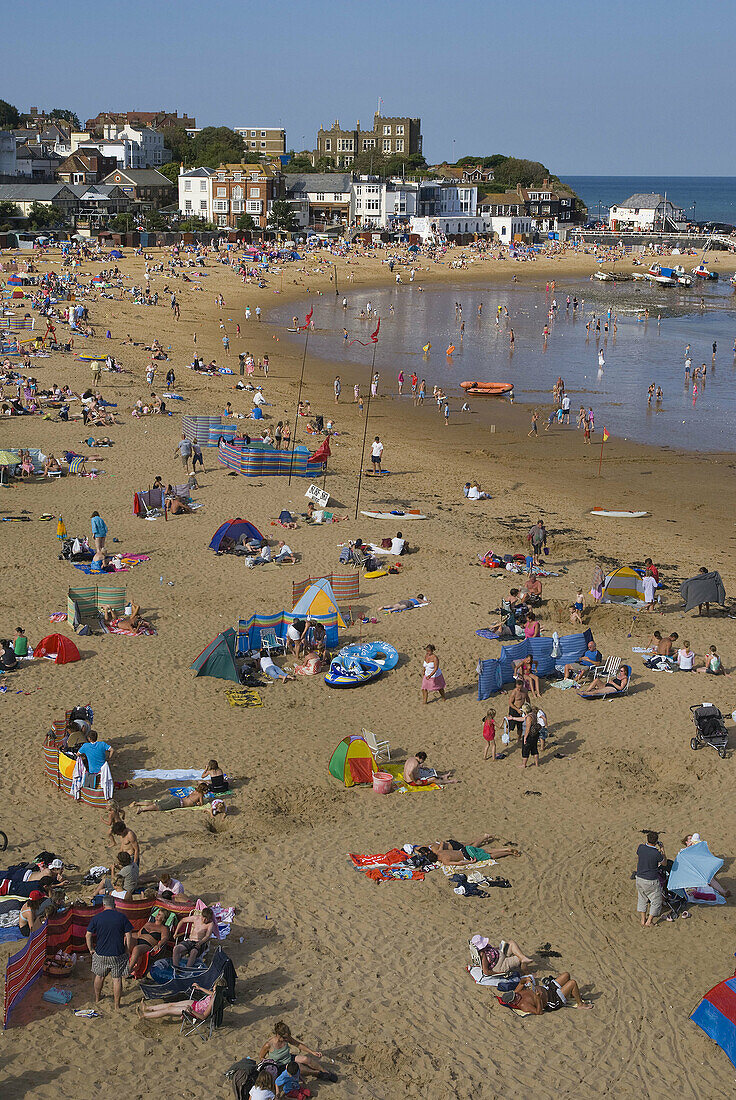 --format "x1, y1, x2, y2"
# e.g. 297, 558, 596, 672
338, 546, 351, 564
42, 987, 73, 1005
